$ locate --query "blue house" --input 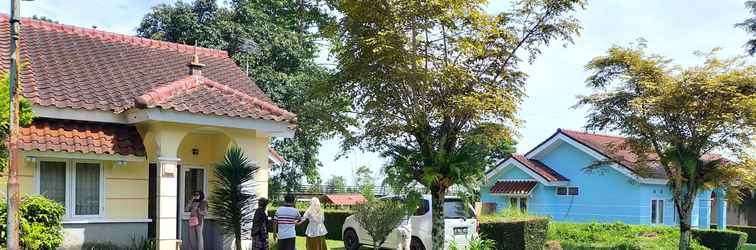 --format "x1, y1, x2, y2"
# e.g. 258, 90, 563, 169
481, 129, 729, 228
